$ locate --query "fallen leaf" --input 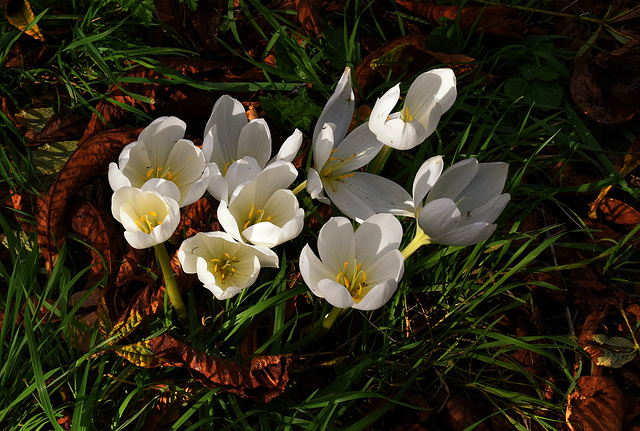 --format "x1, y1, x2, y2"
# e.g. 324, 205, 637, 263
4, 0, 44, 42
596, 198, 640, 229
294, 0, 322, 36
116, 333, 290, 402
566, 376, 624, 431
67, 197, 124, 288
355, 33, 480, 98
589, 134, 640, 218
36, 127, 141, 271
571, 38, 640, 127
395, 0, 526, 40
